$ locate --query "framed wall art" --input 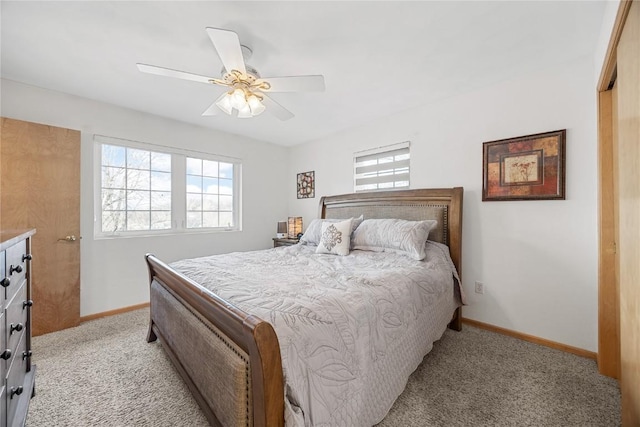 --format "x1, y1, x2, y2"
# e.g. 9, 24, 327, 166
482, 129, 566, 201
297, 171, 315, 199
